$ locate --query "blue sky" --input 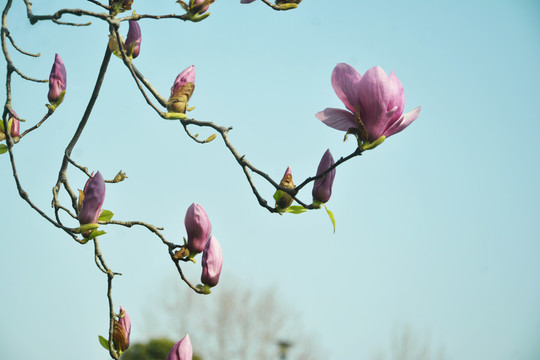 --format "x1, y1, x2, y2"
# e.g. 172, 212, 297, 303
1, 0, 540, 359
